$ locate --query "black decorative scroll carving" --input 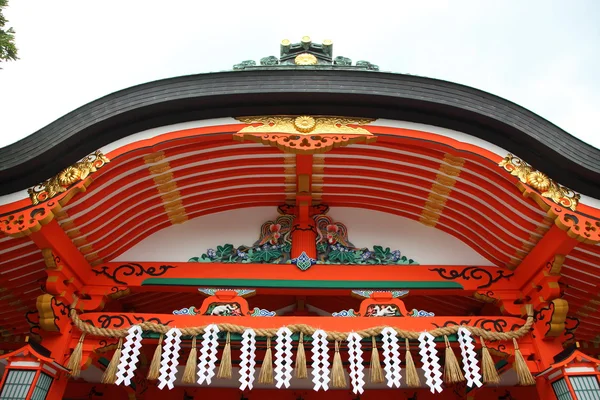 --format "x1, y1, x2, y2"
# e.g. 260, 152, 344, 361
431, 318, 513, 333
92, 263, 176, 285
89, 314, 174, 329
428, 267, 514, 289
564, 316, 579, 344
25, 310, 41, 338
50, 296, 69, 331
